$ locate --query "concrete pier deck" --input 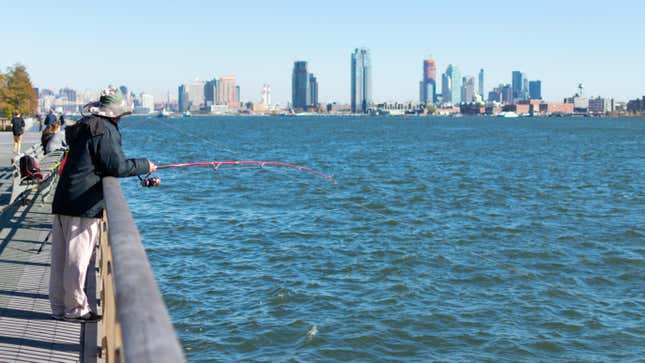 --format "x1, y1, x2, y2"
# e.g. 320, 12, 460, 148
0, 132, 95, 362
